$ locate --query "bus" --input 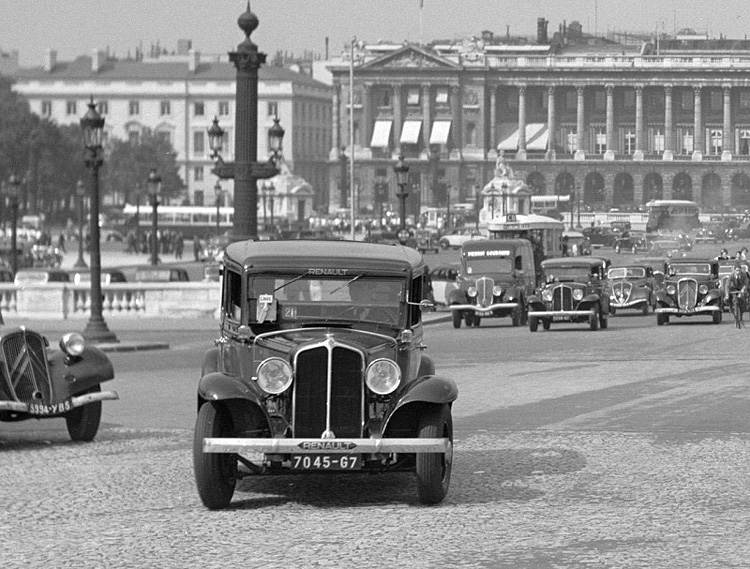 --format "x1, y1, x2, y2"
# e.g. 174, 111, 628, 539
122, 204, 233, 234
487, 213, 566, 274
645, 200, 700, 234
530, 195, 570, 217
